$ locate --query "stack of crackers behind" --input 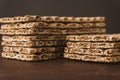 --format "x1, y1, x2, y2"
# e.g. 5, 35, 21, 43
0, 15, 105, 61
64, 34, 120, 62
